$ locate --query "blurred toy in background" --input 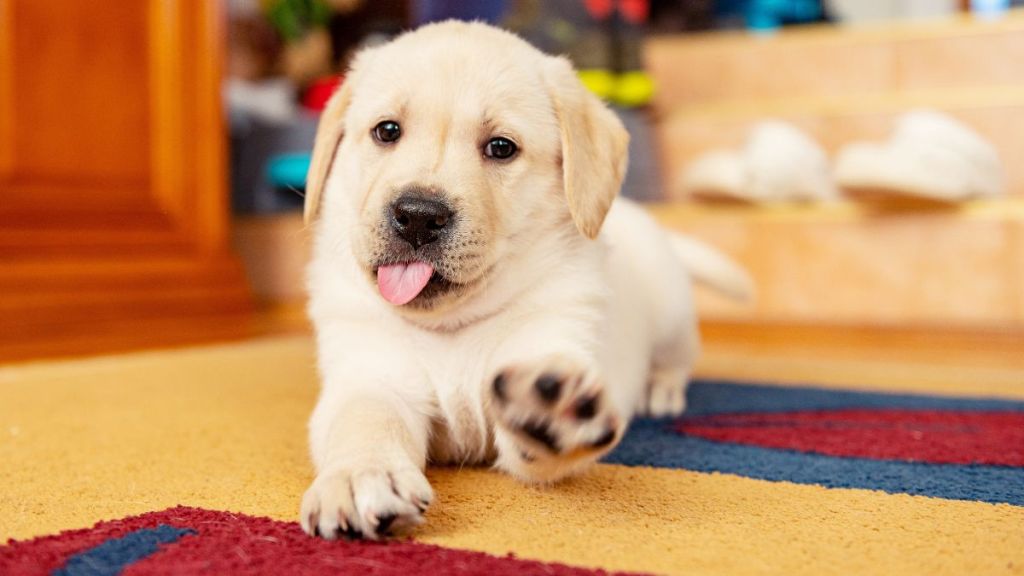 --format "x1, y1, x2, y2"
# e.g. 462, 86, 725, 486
228, 3, 283, 82
710, 0, 826, 31
227, 0, 319, 213
824, 0, 955, 24
577, 0, 655, 107
232, 0, 399, 114
825, 0, 1020, 24
227, 0, 407, 214
649, 0, 826, 32
679, 121, 838, 204
227, 0, 355, 126
970, 0, 1010, 18
835, 110, 1005, 203
227, 0, 298, 123
263, 0, 332, 86
677, 111, 1005, 205
744, 0, 823, 32
500, 1, 664, 200
504, 1, 655, 108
